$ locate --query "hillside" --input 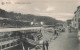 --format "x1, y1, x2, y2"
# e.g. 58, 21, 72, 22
0, 9, 63, 27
